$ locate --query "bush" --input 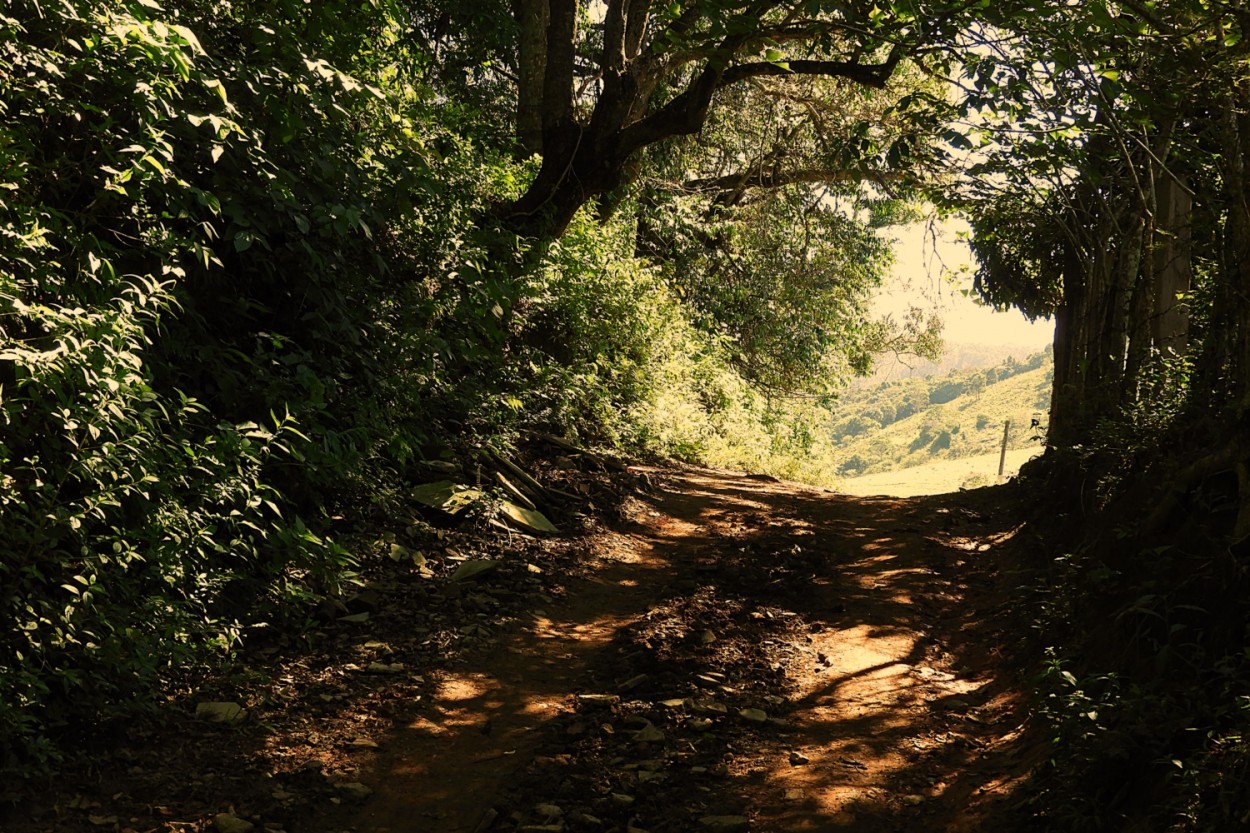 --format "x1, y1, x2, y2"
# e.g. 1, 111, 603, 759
0, 0, 445, 773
